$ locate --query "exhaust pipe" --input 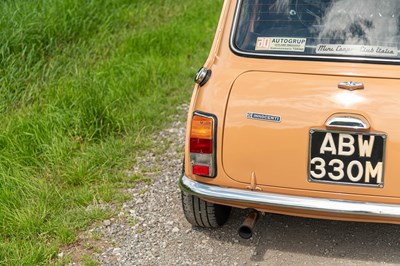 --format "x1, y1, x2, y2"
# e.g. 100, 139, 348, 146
238, 210, 260, 239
